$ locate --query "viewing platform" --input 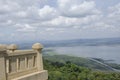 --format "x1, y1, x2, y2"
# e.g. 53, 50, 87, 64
0, 43, 48, 80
